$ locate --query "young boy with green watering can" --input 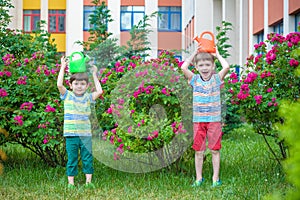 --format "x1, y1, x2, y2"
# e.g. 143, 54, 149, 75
57, 55, 103, 189
181, 39, 230, 187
